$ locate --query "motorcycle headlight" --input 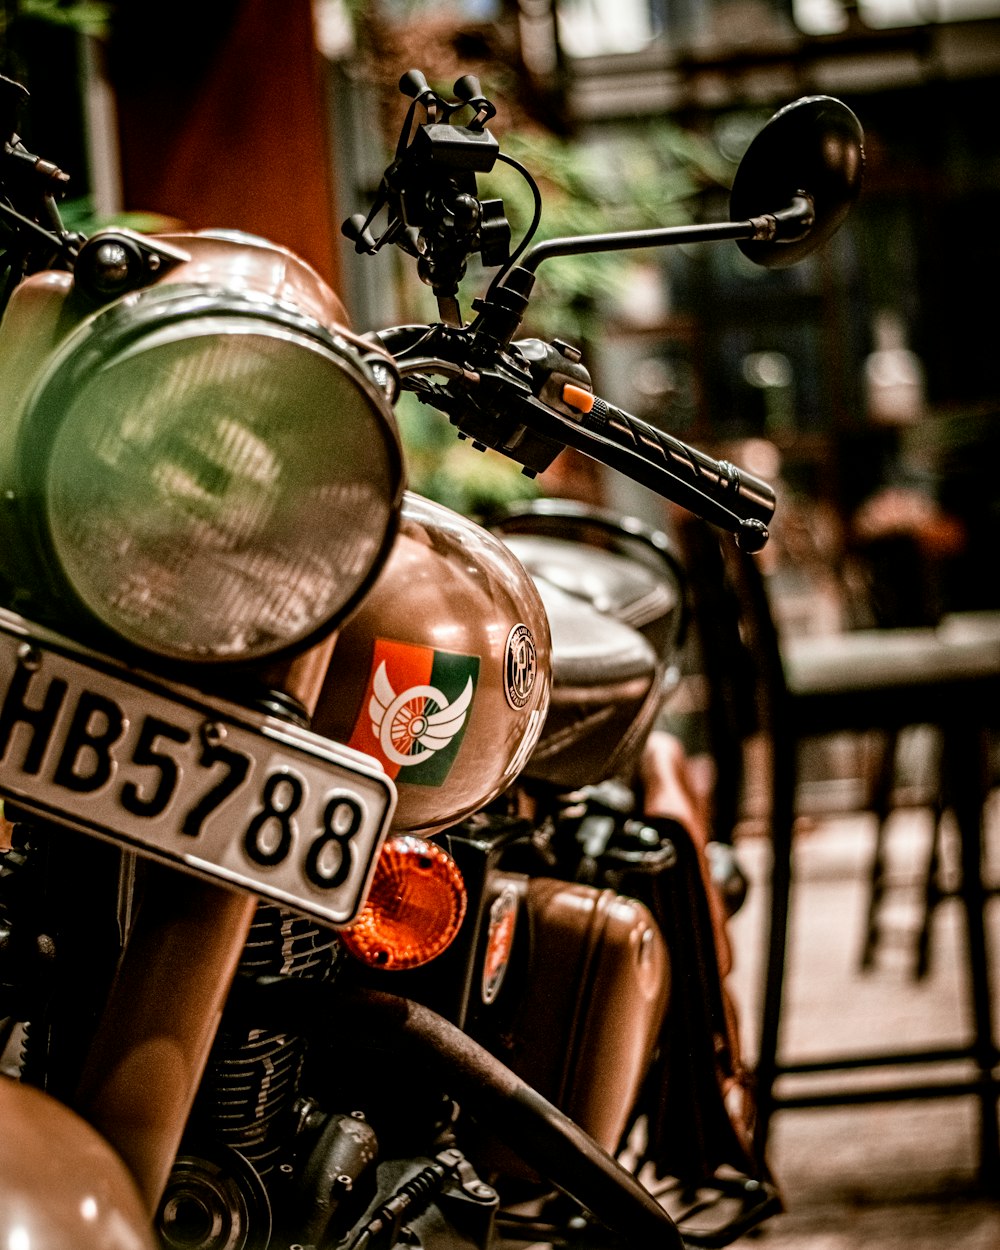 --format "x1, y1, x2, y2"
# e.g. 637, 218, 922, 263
18, 288, 403, 663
